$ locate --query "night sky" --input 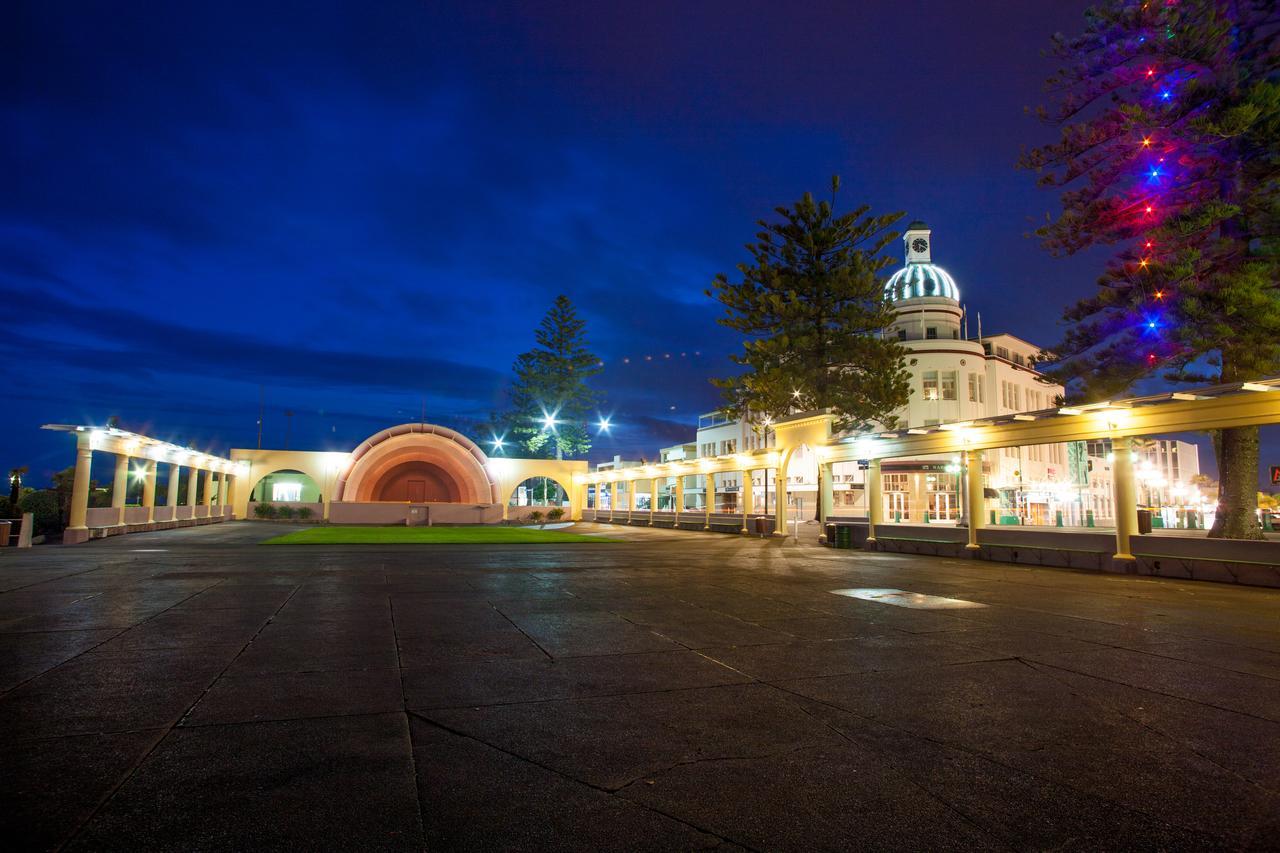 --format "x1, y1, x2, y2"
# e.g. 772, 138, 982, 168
8, 1, 1269, 485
